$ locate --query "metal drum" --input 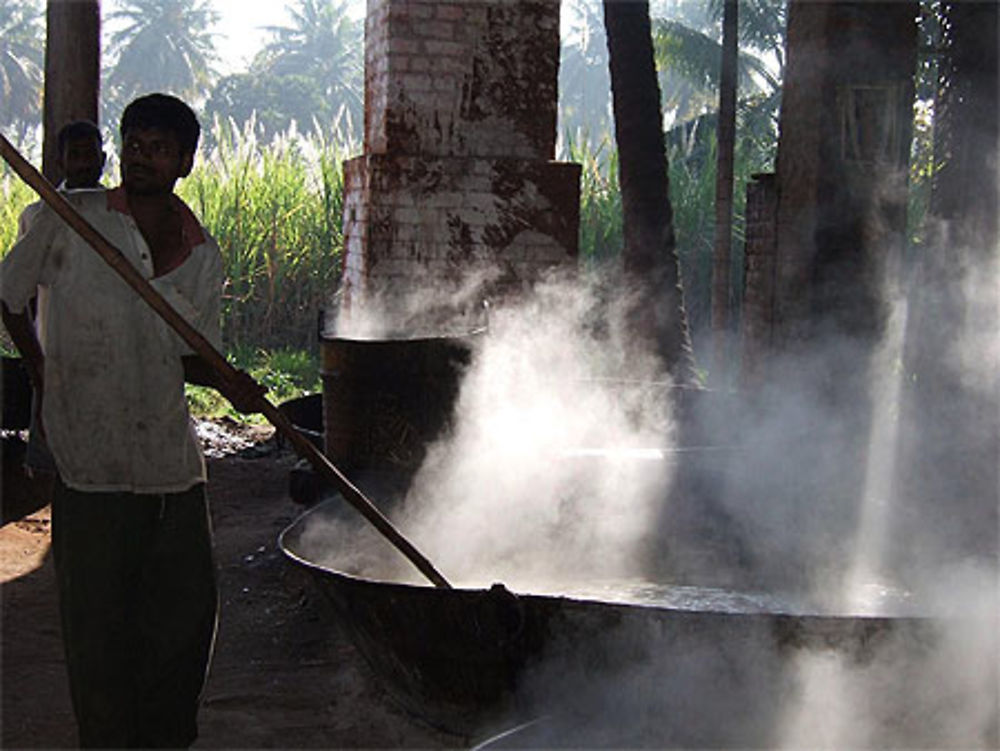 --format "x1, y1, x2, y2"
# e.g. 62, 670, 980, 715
319, 333, 480, 472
